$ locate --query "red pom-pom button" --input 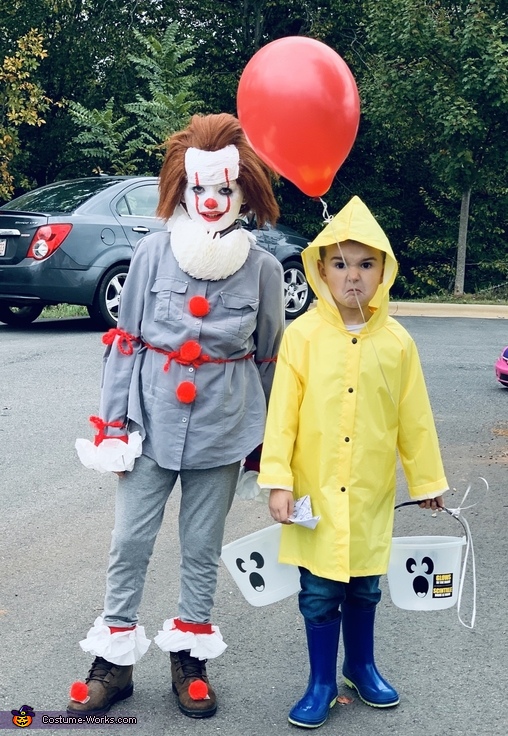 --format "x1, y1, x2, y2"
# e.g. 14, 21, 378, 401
69, 681, 89, 704
176, 381, 197, 403
189, 296, 210, 318
188, 679, 209, 701
179, 340, 202, 362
